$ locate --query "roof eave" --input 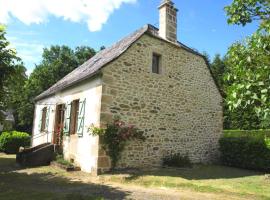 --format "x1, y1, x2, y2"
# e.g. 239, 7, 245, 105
34, 70, 102, 102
